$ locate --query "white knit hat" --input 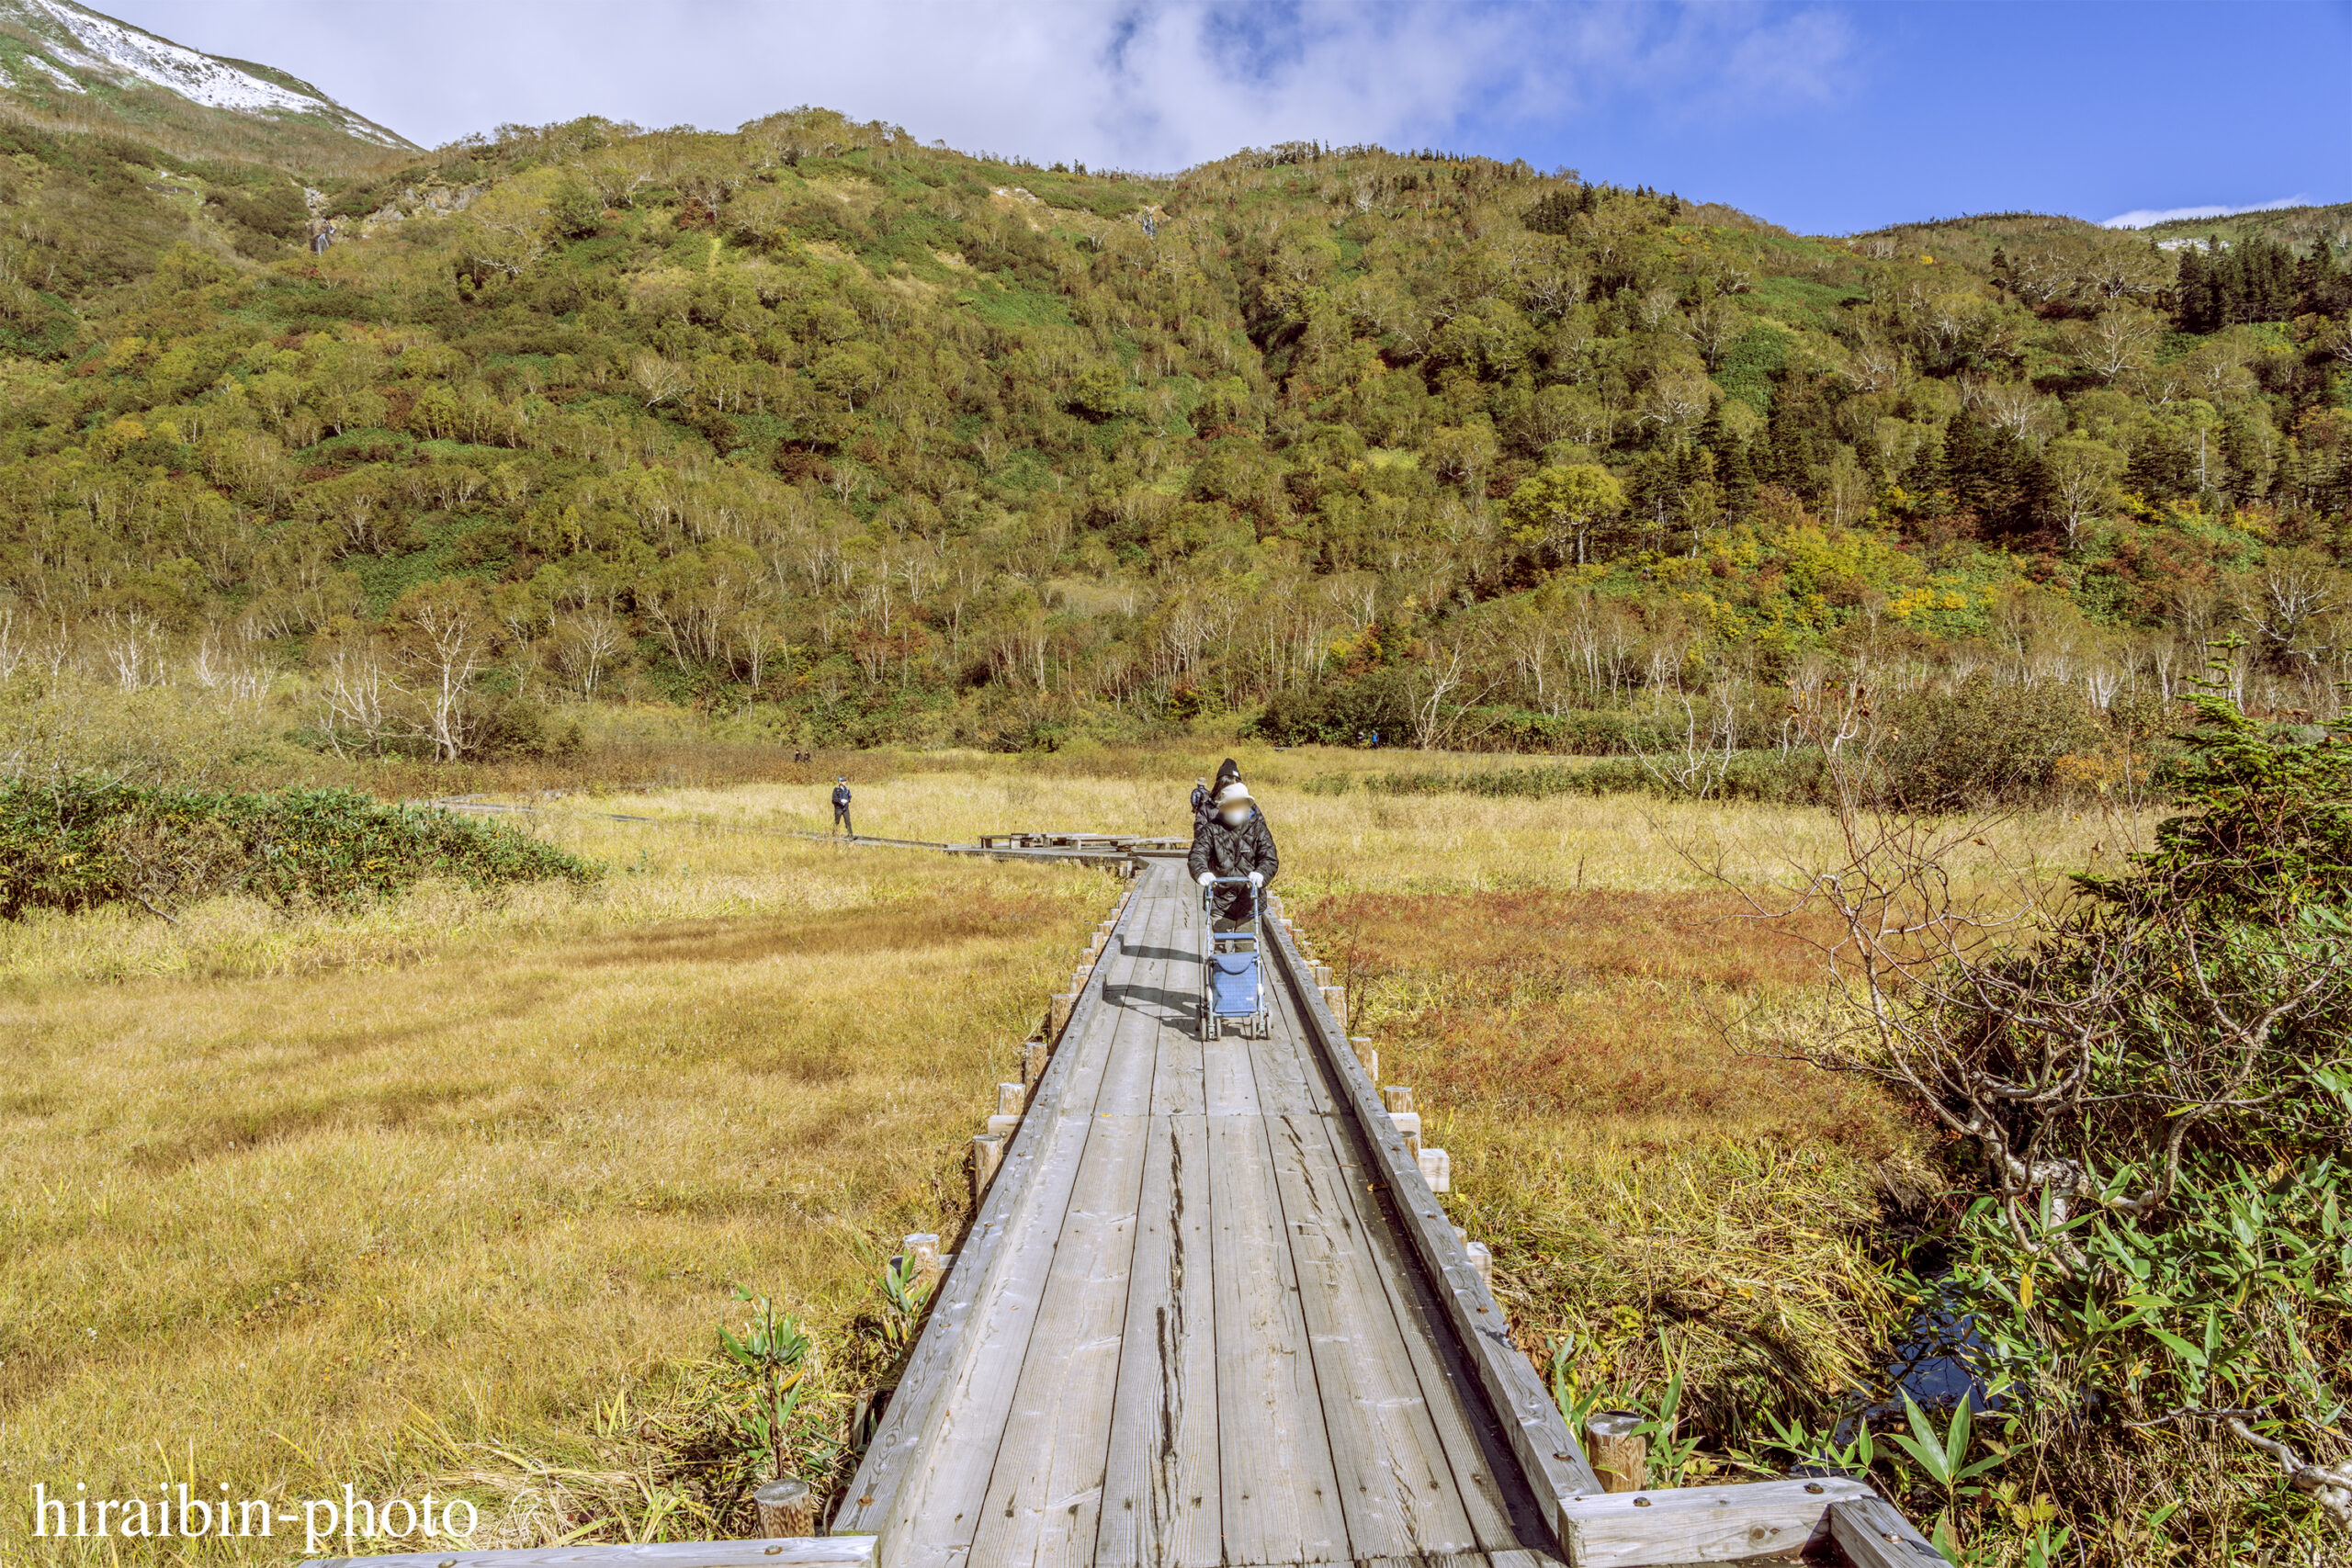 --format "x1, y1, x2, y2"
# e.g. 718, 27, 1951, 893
1215, 782, 1254, 807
